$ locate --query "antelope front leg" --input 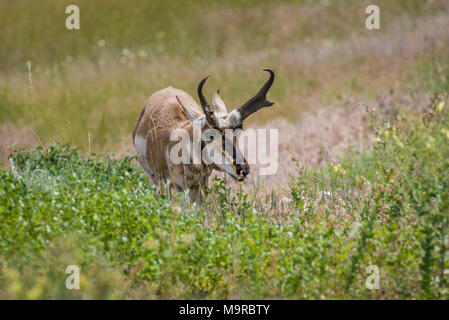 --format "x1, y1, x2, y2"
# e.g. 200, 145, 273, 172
188, 186, 203, 204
